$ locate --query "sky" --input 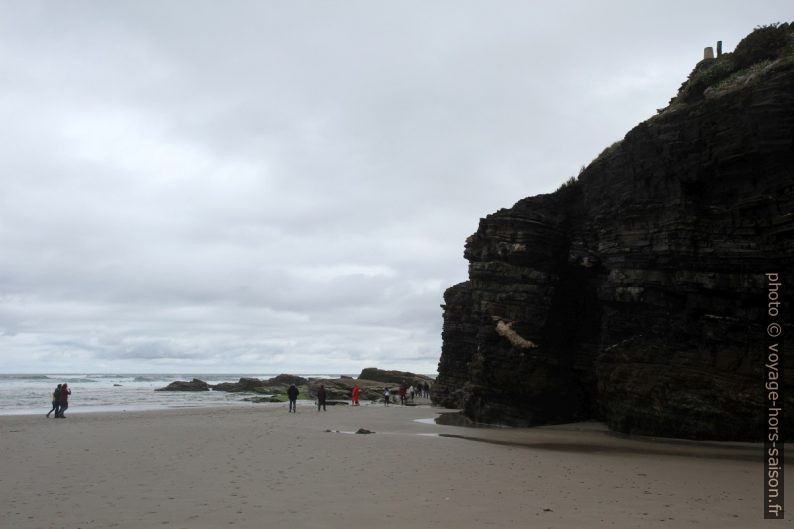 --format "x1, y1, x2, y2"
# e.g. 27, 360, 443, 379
0, 1, 791, 374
